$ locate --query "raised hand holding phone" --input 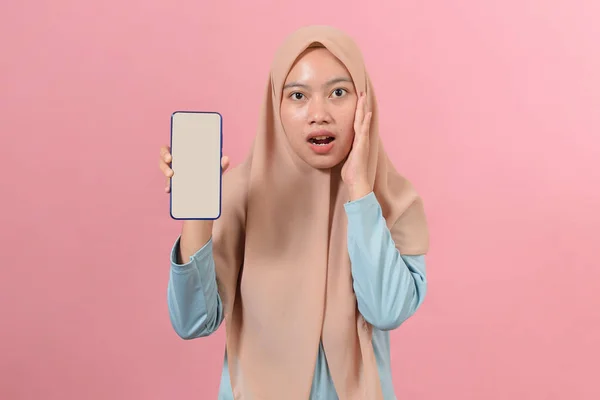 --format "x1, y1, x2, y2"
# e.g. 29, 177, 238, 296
159, 111, 229, 263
